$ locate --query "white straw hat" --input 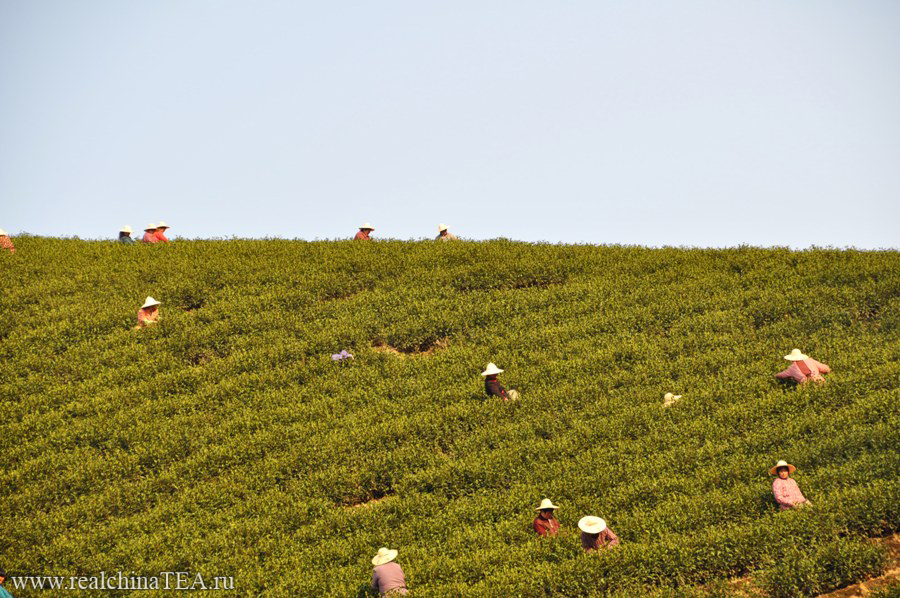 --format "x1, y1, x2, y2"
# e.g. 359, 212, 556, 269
481, 363, 504, 376
769, 460, 797, 476
157, 221, 170, 229
663, 392, 682, 407
0, 228, 7, 236
144, 223, 157, 231
438, 223, 448, 232
371, 547, 398, 566
120, 225, 133, 234
535, 498, 559, 511
578, 516, 607, 534
360, 222, 375, 230
784, 349, 809, 361
141, 296, 161, 309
